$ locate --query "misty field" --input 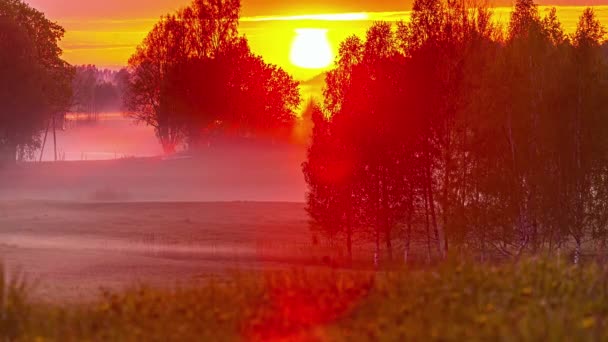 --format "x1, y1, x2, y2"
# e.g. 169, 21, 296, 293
3, 259, 608, 341
0, 200, 316, 302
